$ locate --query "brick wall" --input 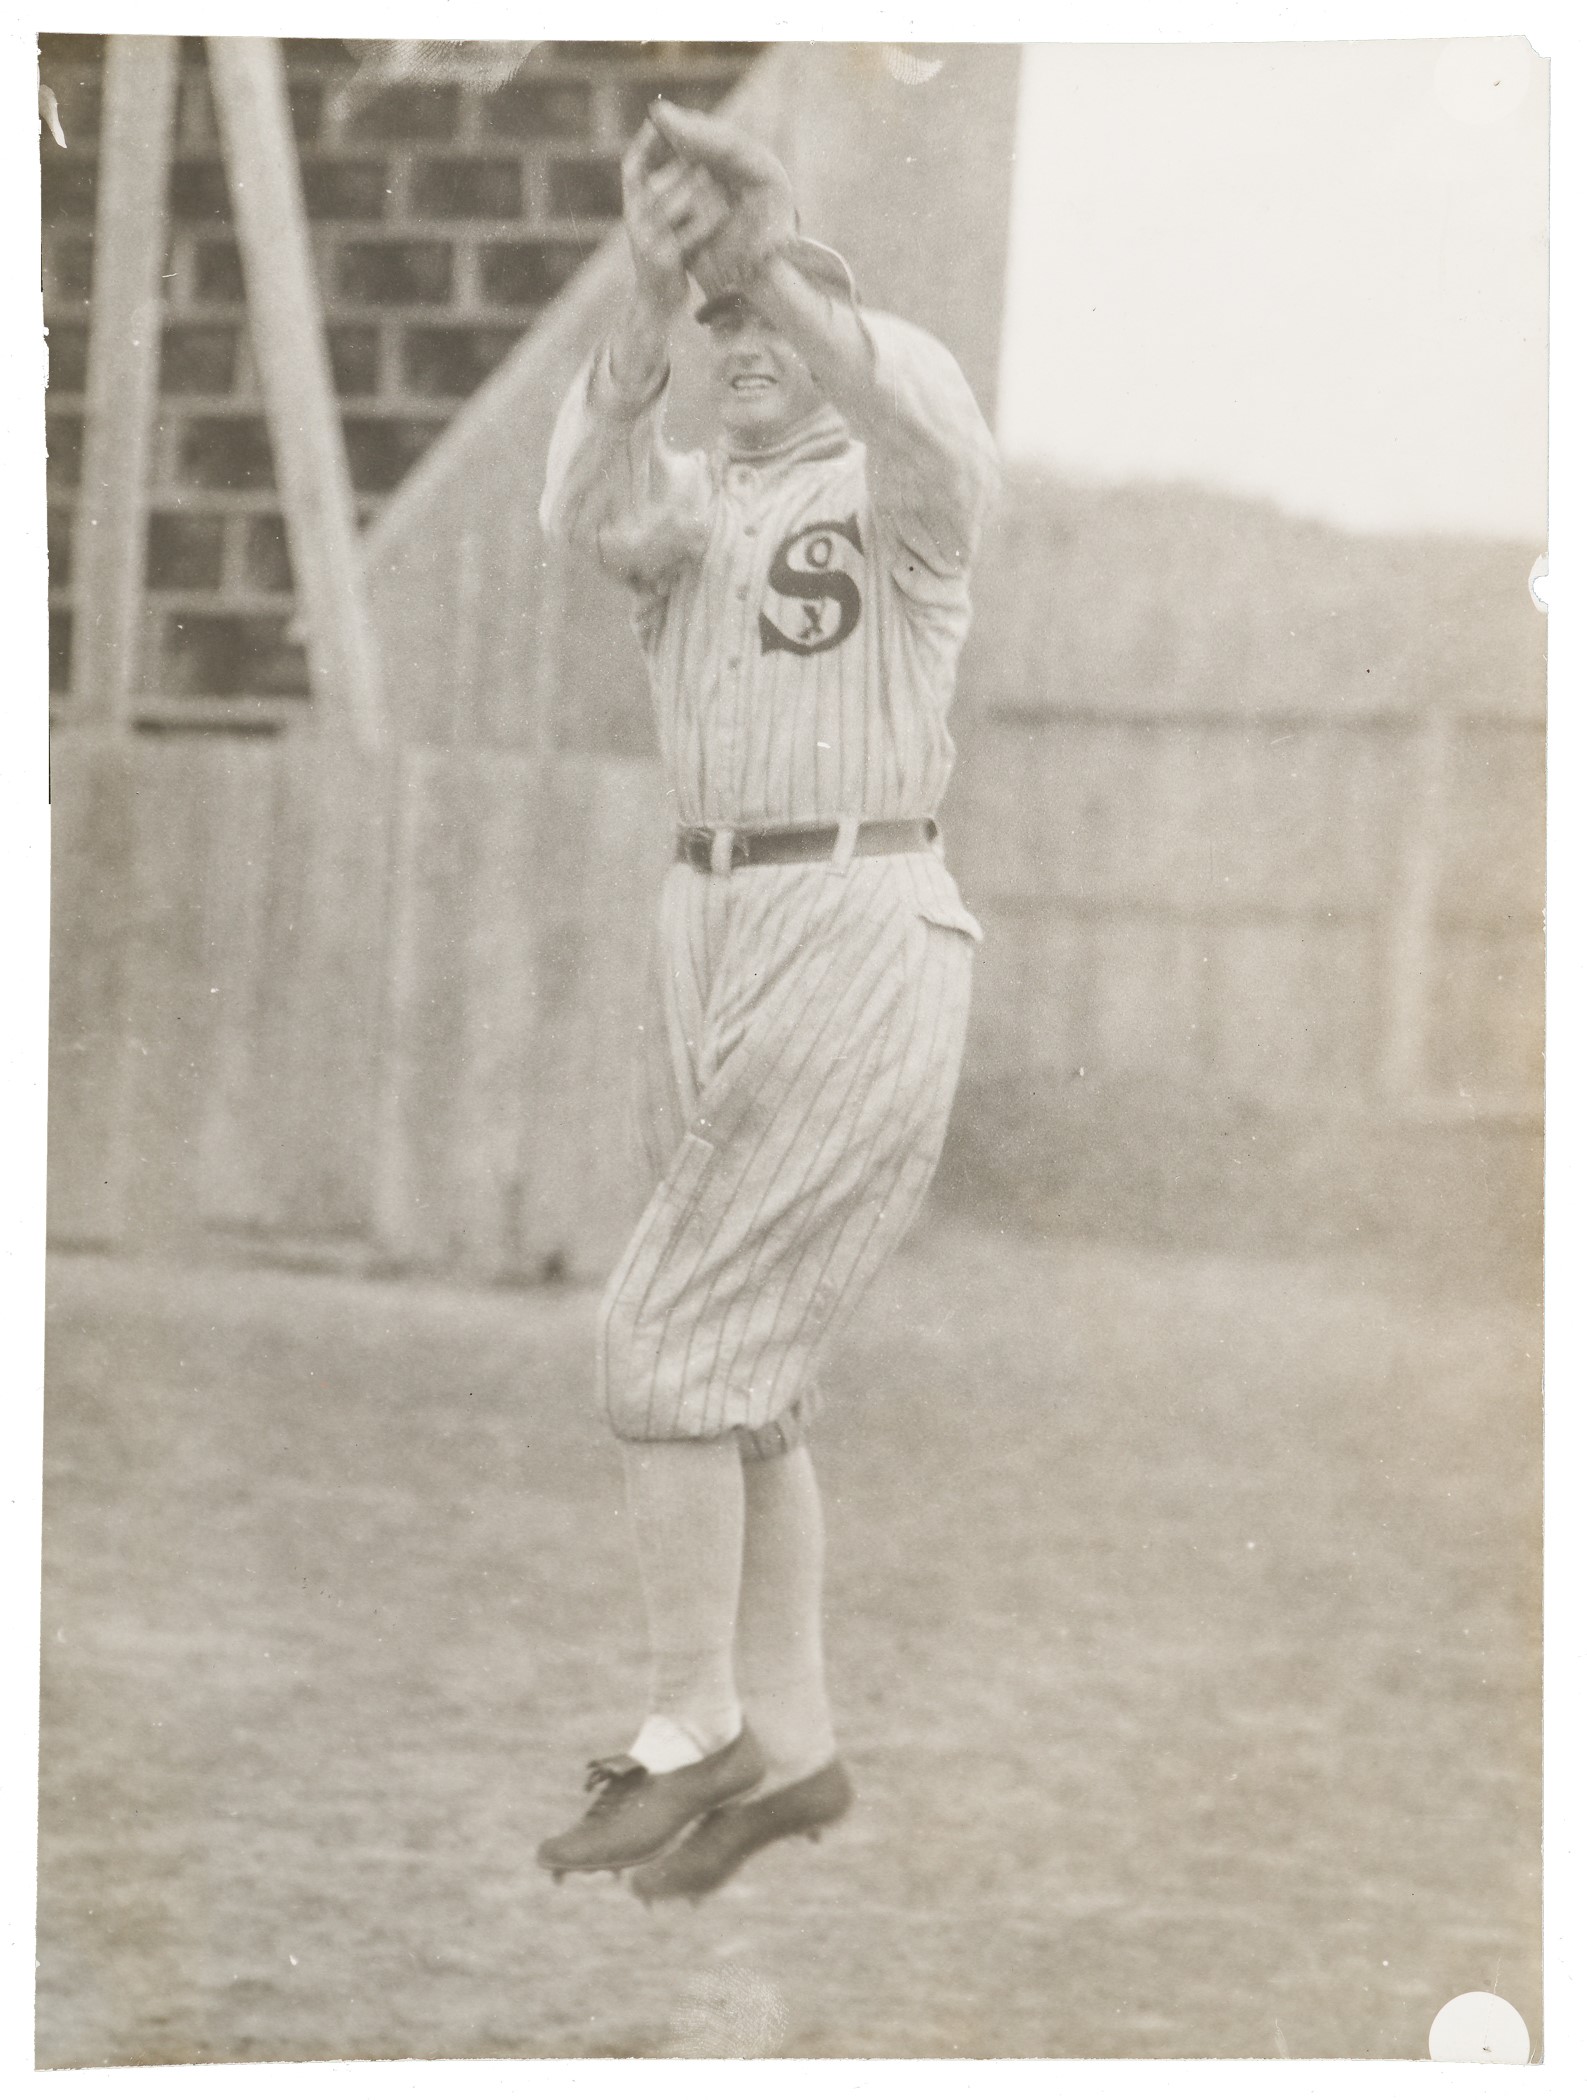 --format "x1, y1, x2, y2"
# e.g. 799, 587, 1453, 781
41, 34, 761, 714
